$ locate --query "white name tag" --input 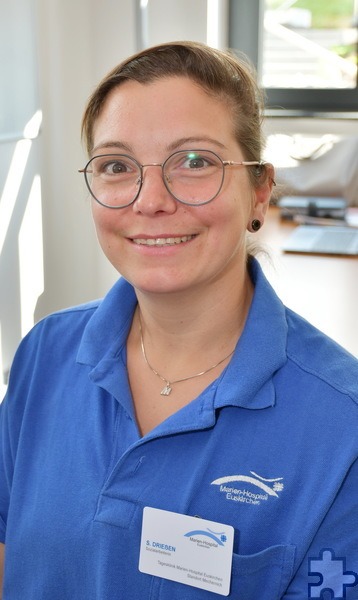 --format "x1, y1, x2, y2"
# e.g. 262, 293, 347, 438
139, 507, 234, 596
